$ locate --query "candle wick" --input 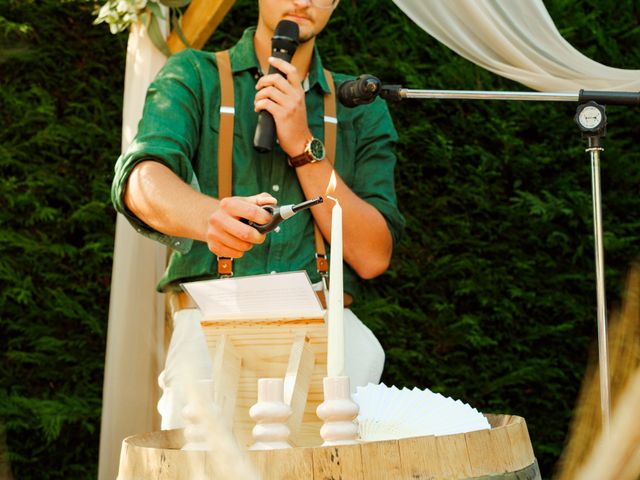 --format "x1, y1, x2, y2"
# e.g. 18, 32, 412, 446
327, 195, 338, 204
